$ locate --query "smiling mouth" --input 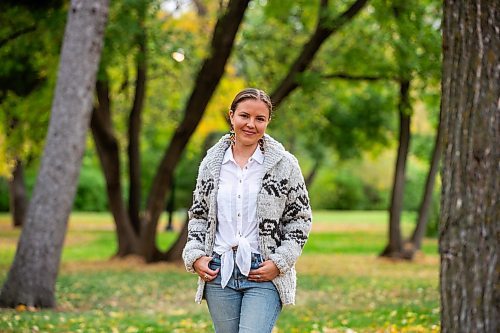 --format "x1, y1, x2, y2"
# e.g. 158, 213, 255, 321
243, 130, 256, 135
